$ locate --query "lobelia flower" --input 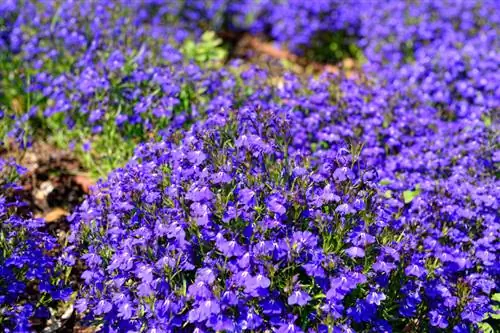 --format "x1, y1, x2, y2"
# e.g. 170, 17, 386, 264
239, 308, 264, 330
429, 310, 449, 329
405, 264, 426, 278
366, 291, 387, 306
345, 246, 366, 258
277, 322, 304, 333
96, 300, 113, 315
288, 289, 312, 306
267, 194, 287, 215
0, 159, 70, 330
